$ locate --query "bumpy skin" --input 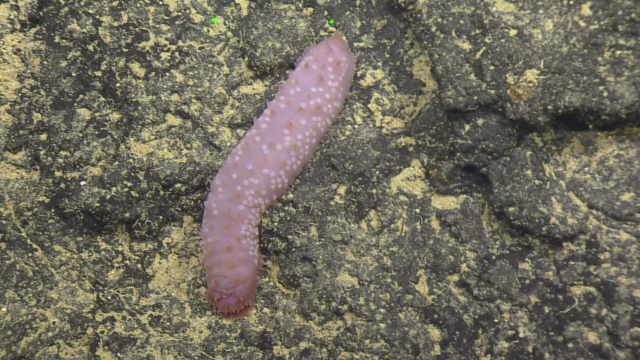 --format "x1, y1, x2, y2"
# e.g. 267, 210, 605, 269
201, 33, 356, 318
